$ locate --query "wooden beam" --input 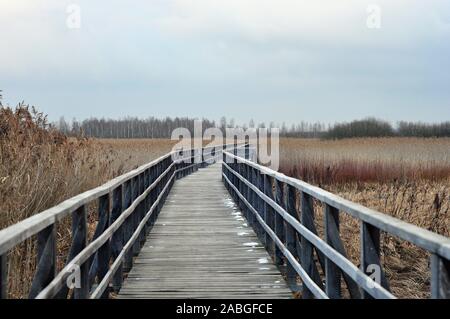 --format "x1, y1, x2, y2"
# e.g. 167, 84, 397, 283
0, 254, 7, 299
222, 151, 450, 260
431, 254, 450, 298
